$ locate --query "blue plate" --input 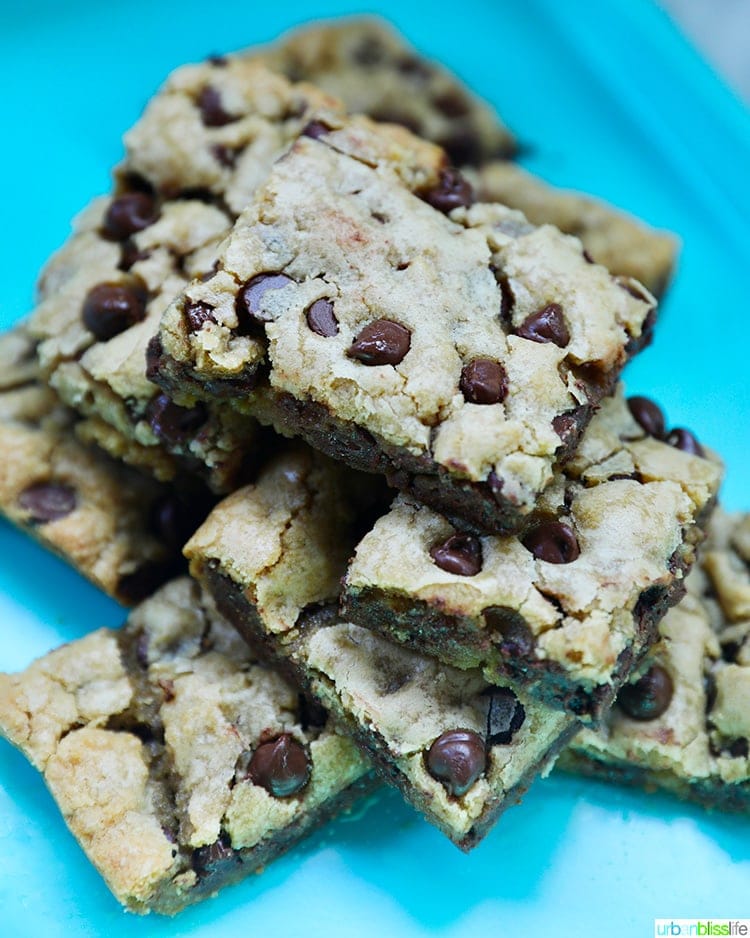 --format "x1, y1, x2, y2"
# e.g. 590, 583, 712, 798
1, 1, 749, 934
